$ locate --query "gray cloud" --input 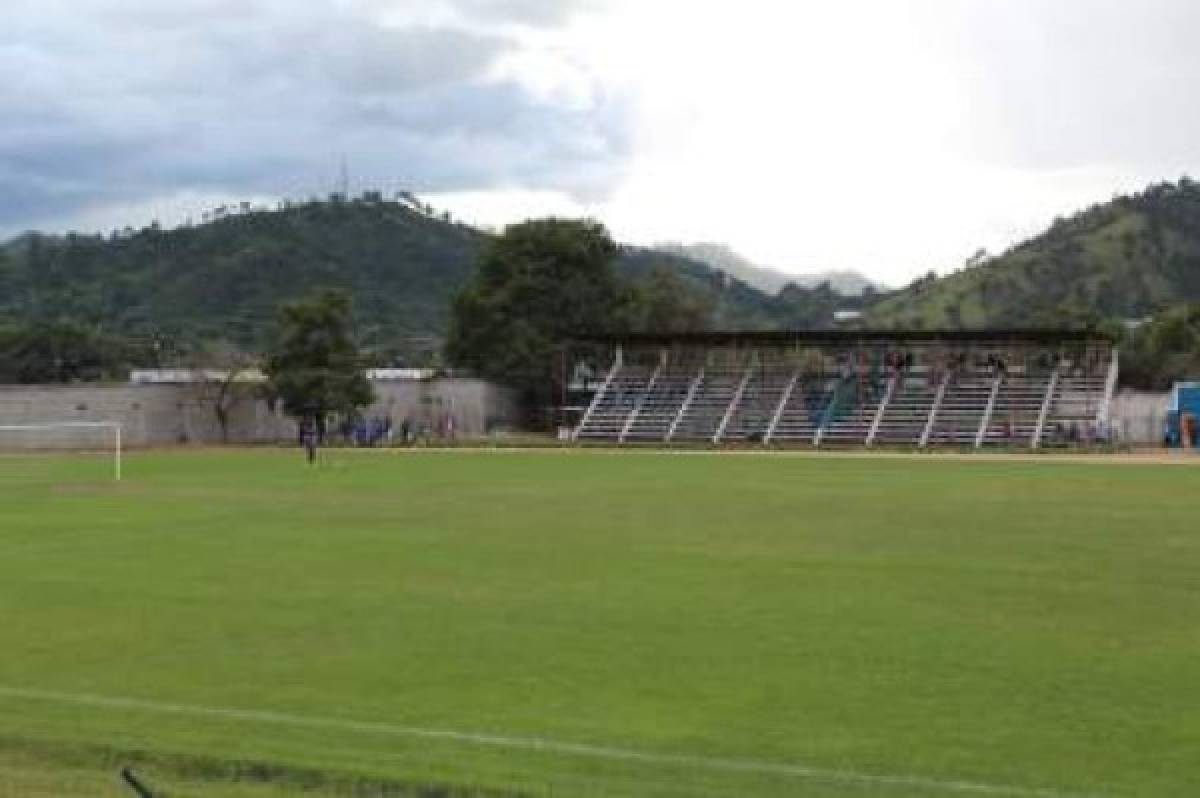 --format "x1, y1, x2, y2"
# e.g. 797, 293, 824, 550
0, 0, 629, 232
